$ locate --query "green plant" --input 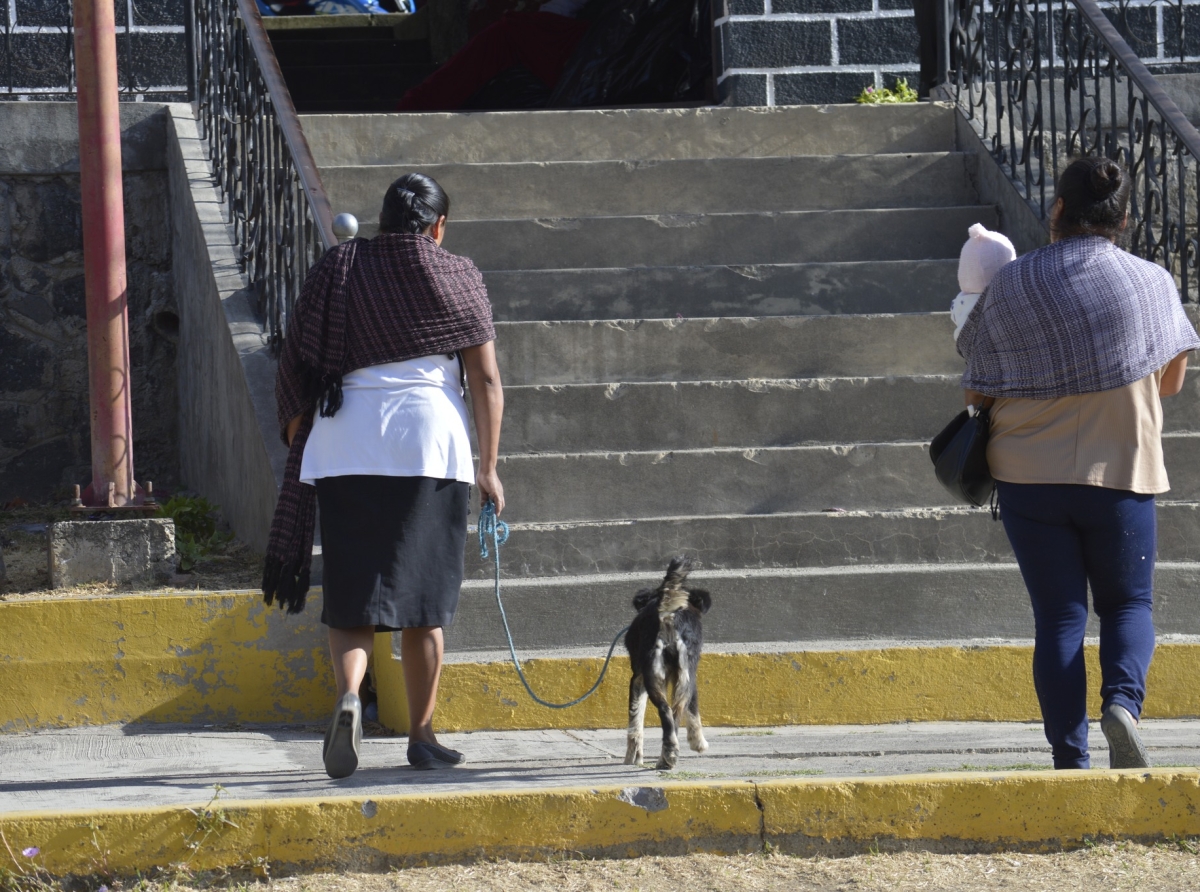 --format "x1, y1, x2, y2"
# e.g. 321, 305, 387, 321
177, 785, 240, 873
0, 832, 57, 892
156, 496, 233, 572
856, 78, 919, 104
